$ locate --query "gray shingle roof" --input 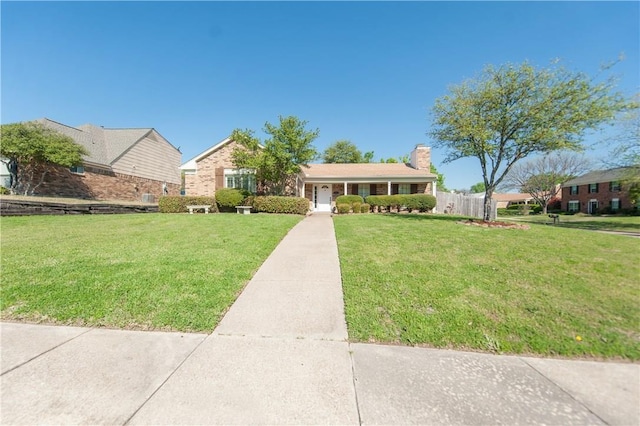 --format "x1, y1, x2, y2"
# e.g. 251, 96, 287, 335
562, 168, 637, 187
37, 119, 154, 167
